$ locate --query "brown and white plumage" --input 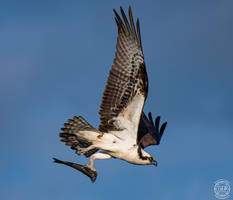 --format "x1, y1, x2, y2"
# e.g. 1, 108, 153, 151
54, 6, 167, 182
99, 7, 148, 134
